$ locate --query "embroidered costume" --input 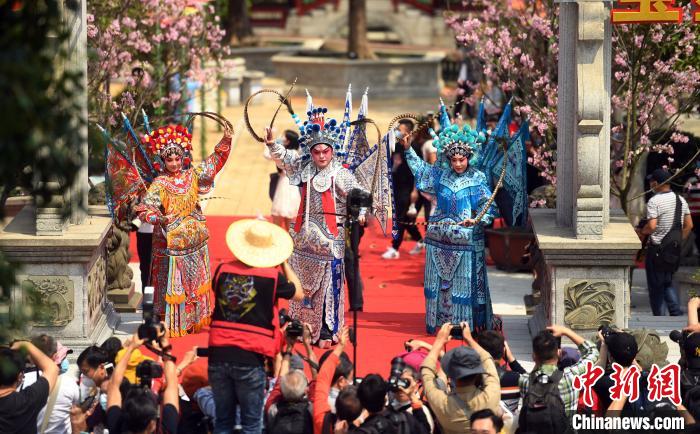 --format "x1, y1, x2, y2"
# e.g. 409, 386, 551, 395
259, 86, 391, 344
104, 112, 232, 337
401, 99, 528, 333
